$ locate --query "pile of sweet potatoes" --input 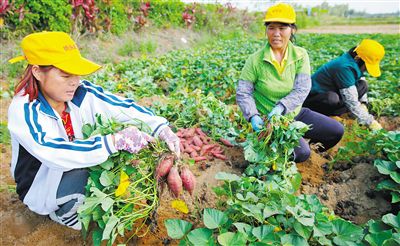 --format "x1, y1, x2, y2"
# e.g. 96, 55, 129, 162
176, 128, 231, 162
155, 154, 196, 197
